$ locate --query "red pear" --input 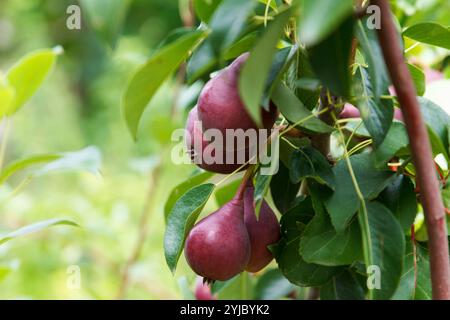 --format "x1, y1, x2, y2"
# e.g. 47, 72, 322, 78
194, 277, 217, 300
184, 197, 251, 281
243, 183, 280, 273
185, 106, 245, 174
197, 53, 278, 136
